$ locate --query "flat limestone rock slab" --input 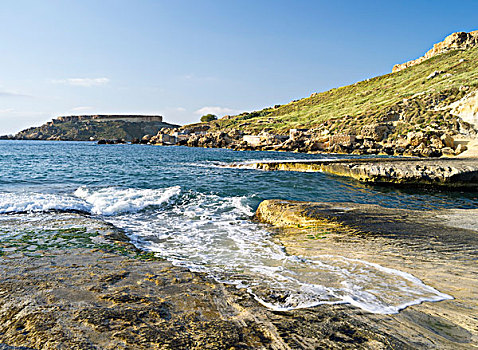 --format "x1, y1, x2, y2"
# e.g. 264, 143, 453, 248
0, 248, 408, 349
243, 157, 478, 188
256, 199, 478, 348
